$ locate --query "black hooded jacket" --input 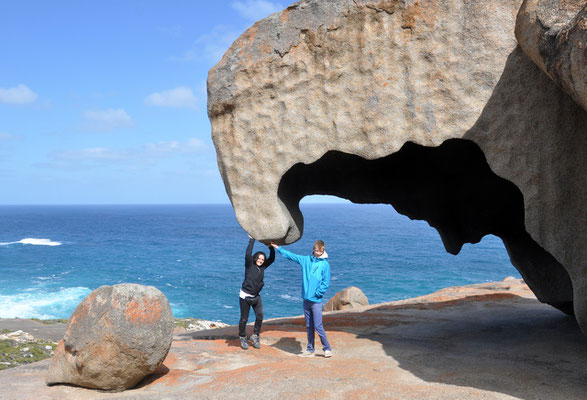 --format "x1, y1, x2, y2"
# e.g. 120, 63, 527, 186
241, 238, 275, 296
